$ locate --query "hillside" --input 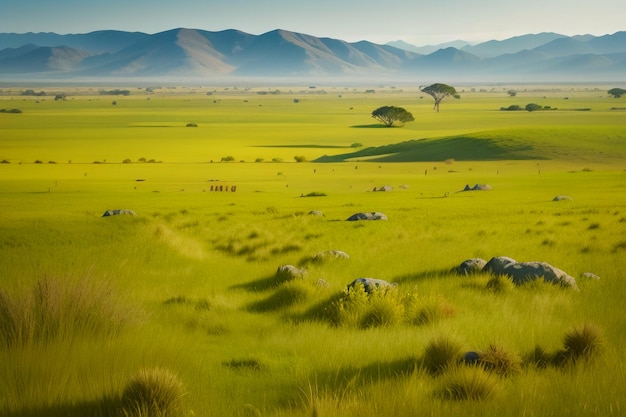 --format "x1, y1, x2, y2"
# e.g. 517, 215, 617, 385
314, 127, 626, 163
0, 29, 625, 81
